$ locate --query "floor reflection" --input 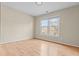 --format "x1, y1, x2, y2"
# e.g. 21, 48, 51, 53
40, 43, 58, 56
